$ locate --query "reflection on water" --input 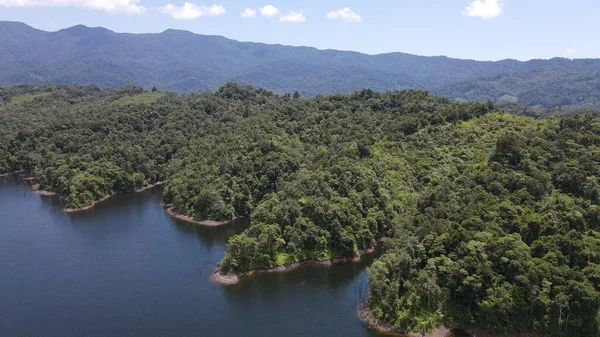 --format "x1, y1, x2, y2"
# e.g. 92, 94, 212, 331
170, 216, 251, 249
0, 175, 386, 337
